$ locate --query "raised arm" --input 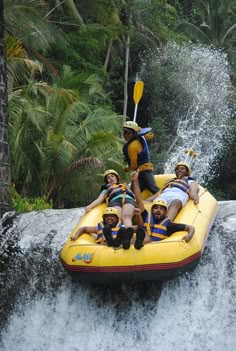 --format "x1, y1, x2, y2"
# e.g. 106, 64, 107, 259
131, 170, 145, 212
85, 192, 106, 213
133, 207, 144, 227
